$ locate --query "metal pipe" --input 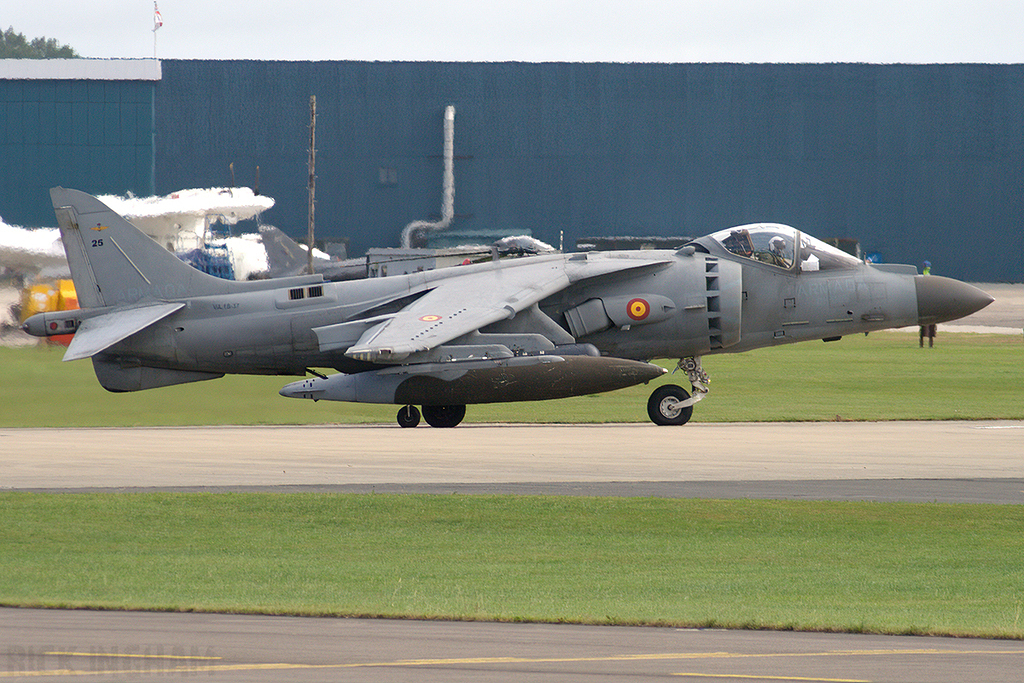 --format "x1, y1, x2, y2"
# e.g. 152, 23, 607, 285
307, 95, 317, 275
401, 105, 455, 248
